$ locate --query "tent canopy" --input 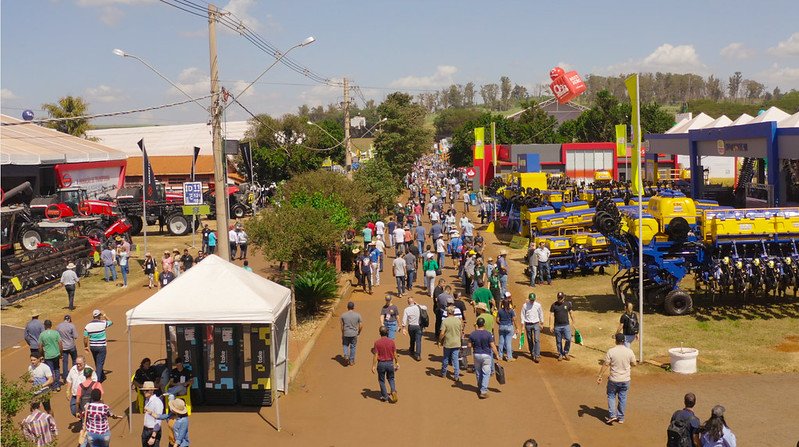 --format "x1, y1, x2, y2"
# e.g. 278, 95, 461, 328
87, 121, 250, 157
126, 254, 290, 326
